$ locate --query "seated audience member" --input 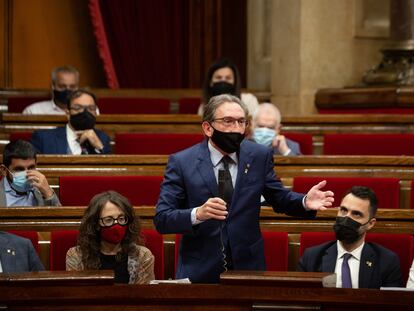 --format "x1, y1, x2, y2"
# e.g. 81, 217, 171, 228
198, 58, 259, 116
31, 89, 110, 154
298, 186, 402, 289
252, 103, 301, 156
23, 66, 79, 115
0, 140, 60, 207
0, 231, 44, 272
66, 191, 155, 284
406, 259, 414, 288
